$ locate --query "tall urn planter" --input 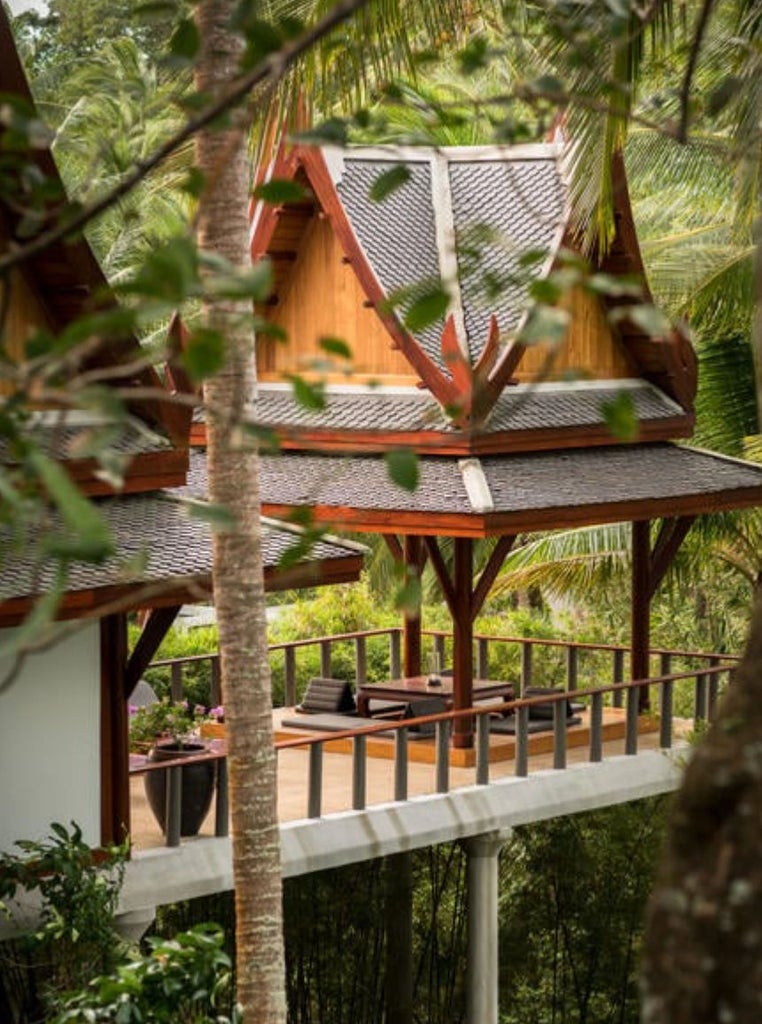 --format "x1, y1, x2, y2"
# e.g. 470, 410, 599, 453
144, 741, 215, 837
